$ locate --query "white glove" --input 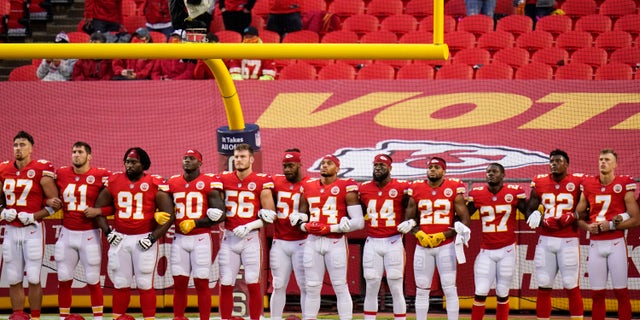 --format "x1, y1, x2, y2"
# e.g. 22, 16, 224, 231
258, 209, 277, 223
206, 208, 223, 221
138, 233, 156, 250
1, 208, 17, 222
106, 230, 124, 246
338, 217, 351, 233
289, 211, 308, 226
17, 212, 35, 225
453, 221, 471, 247
527, 210, 542, 229
233, 225, 251, 238
397, 219, 417, 234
